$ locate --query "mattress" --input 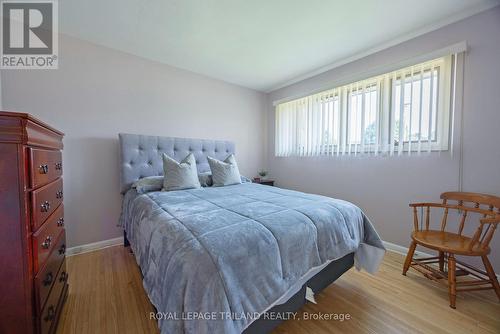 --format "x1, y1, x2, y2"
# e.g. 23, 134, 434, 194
120, 182, 385, 334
